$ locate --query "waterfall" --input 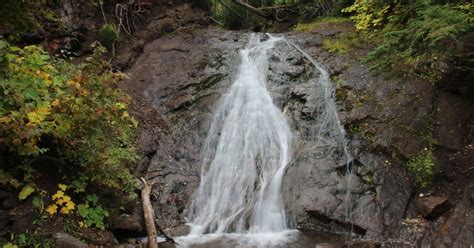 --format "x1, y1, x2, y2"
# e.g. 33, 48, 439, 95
178, 33, 354, 247
287, 41, 354, 222
187, 34, 292, 235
